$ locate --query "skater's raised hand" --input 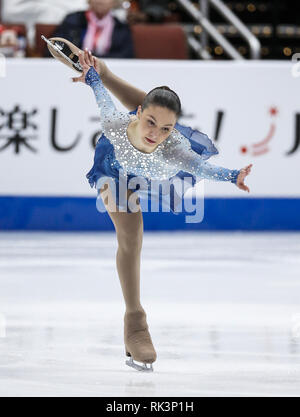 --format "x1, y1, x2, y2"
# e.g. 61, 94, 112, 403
72, 48, 97, 84
236, 163, 253, 193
